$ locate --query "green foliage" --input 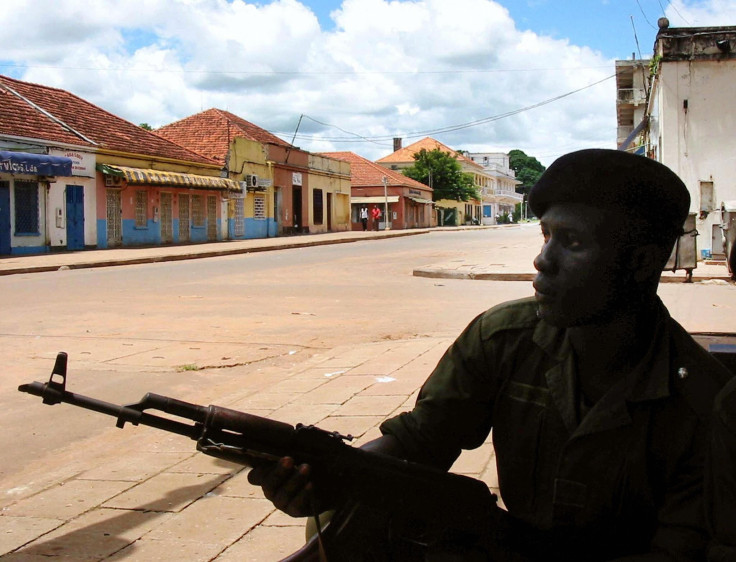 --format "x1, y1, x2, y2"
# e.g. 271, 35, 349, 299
648, 55, 661, 77
508, 149, 546, 197
403, 149, 480, 202
177, 364, 200, 372
139, 123, 153, 131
